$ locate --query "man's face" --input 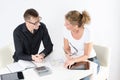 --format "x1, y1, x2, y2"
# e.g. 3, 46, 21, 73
26, 16, 41, 30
